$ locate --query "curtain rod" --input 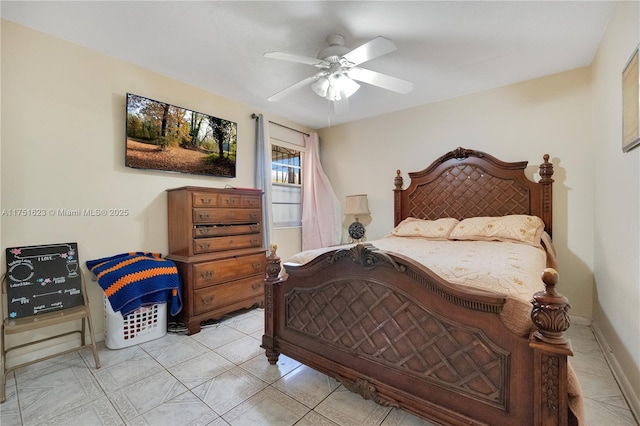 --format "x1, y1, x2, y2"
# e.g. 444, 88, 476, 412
251, 113, 310, 137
